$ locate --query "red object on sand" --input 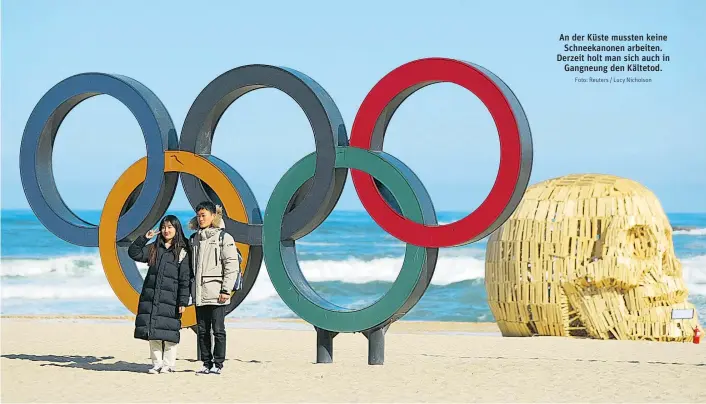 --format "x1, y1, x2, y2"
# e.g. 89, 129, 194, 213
694, 327, 701, 344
